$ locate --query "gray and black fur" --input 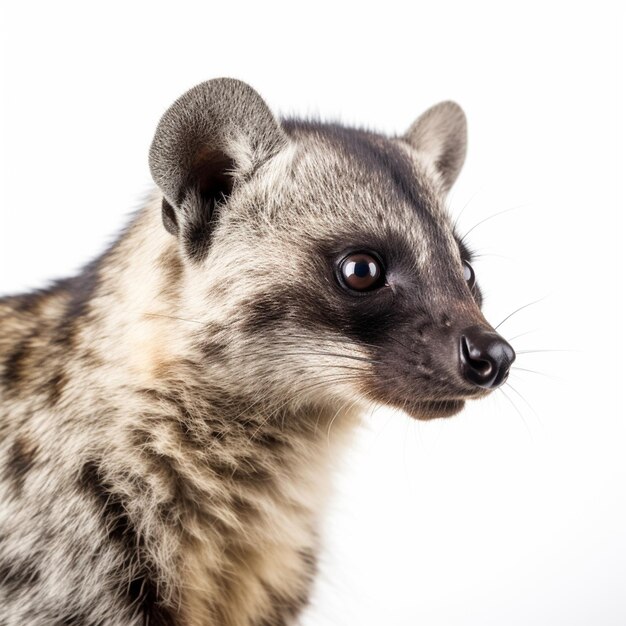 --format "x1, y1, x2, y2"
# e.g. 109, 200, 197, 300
0, 78, 514, 625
